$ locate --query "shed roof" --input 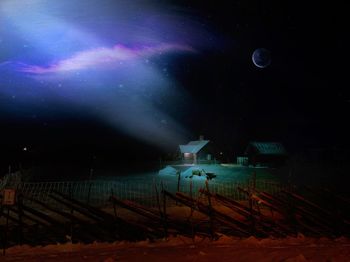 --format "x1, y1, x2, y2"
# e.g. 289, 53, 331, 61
179, 140, 210, 154
246, 142, 287, 155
